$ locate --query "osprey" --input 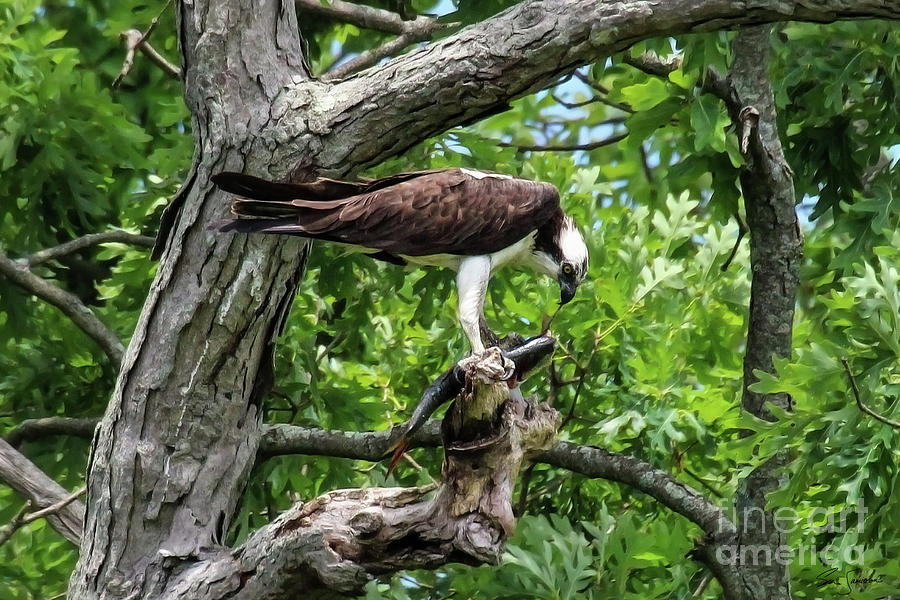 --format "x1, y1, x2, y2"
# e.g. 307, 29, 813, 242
212, 168, 588, 352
